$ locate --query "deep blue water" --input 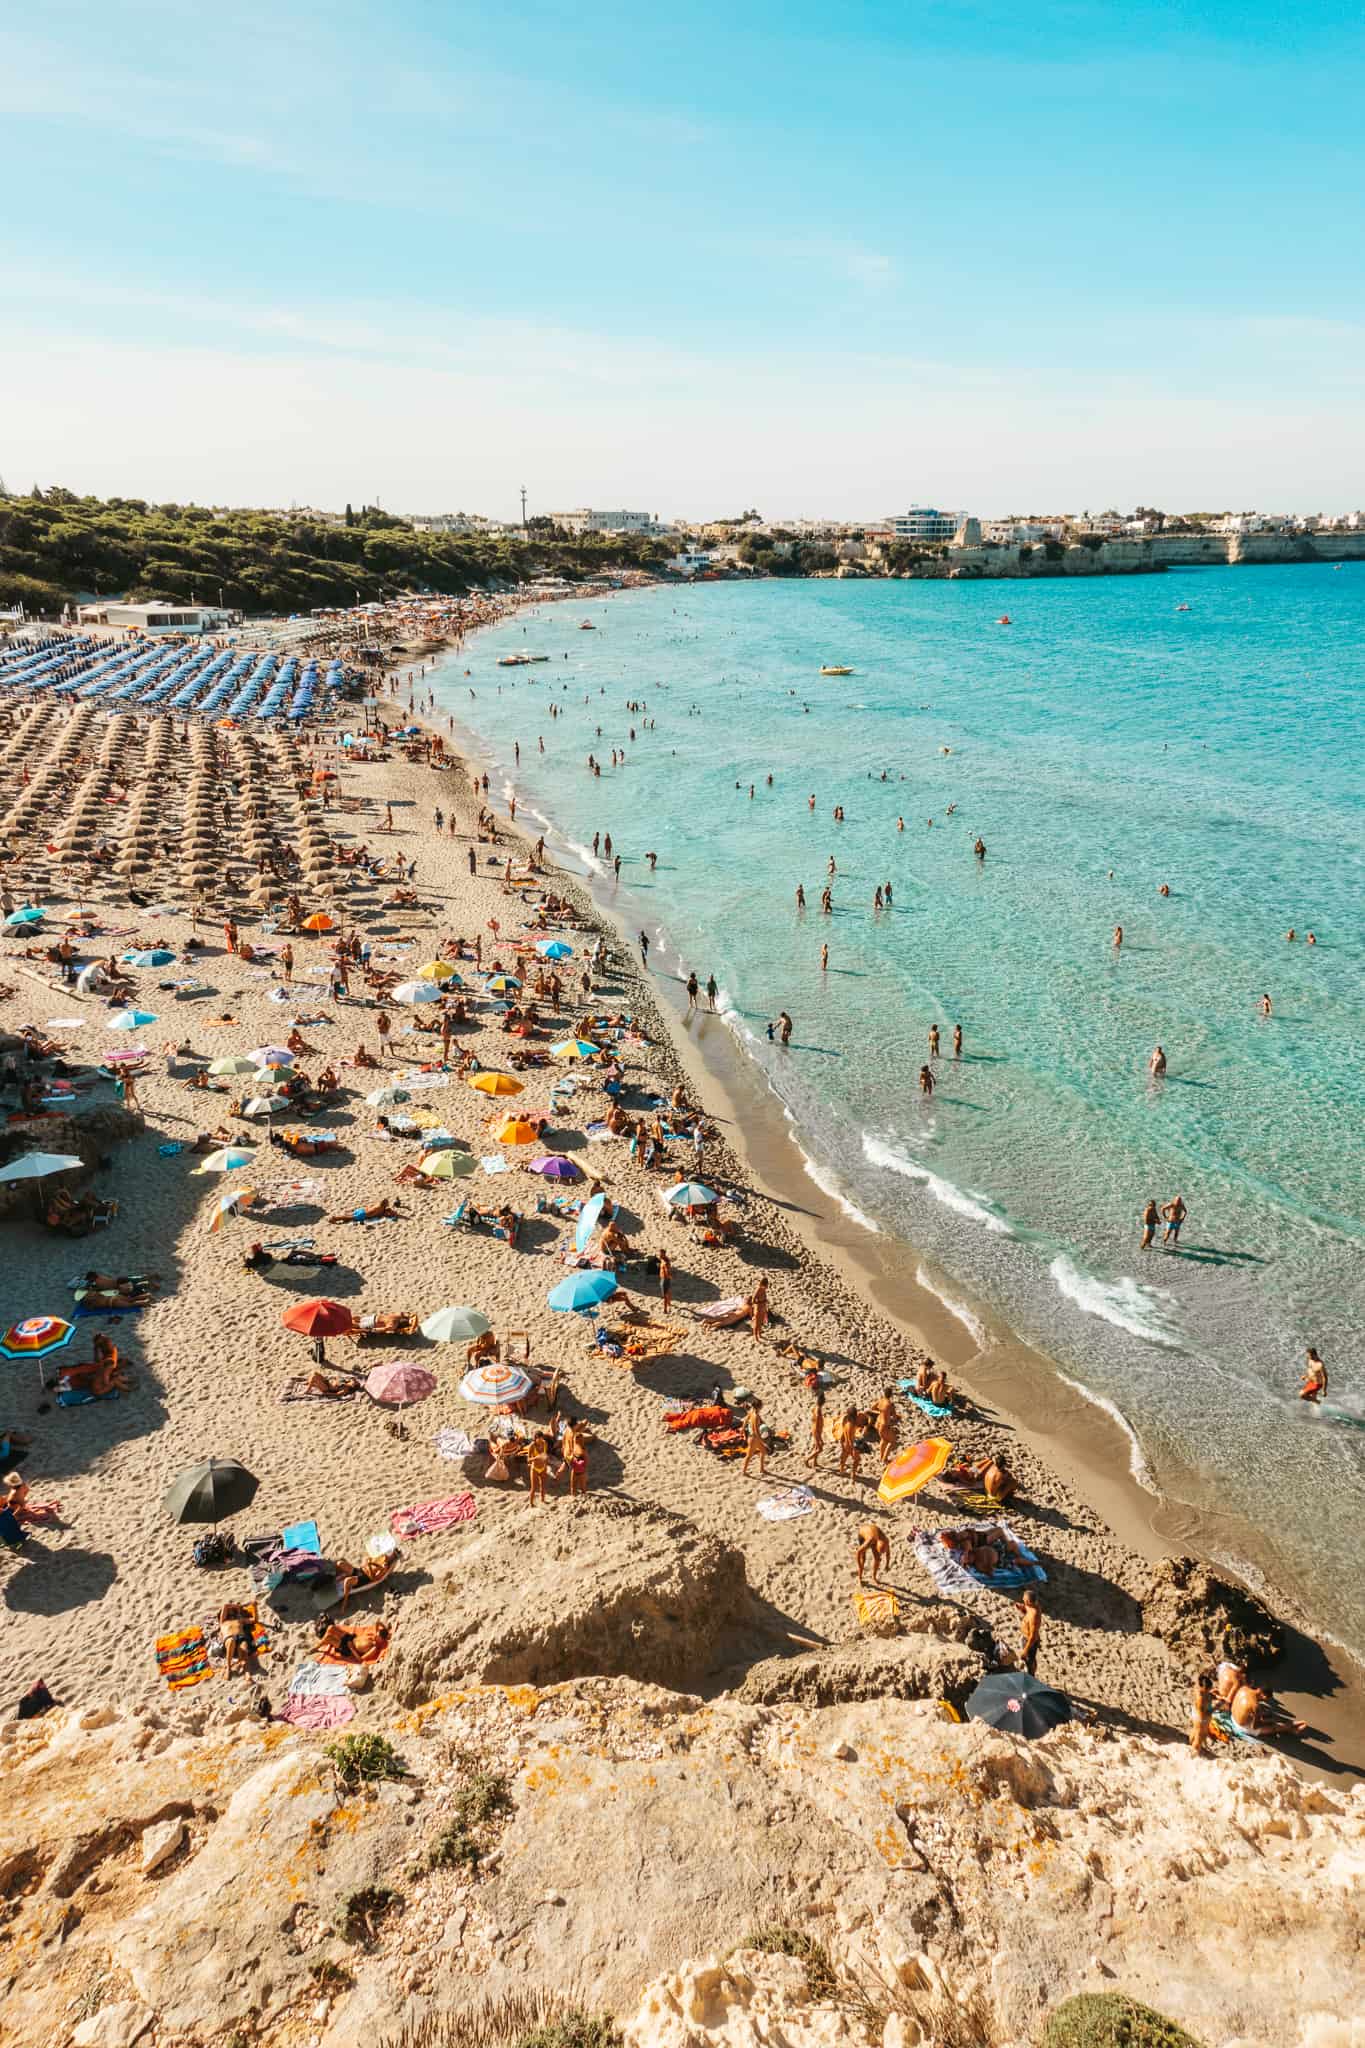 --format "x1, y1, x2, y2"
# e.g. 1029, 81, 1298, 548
428, 566, 1365, 1656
